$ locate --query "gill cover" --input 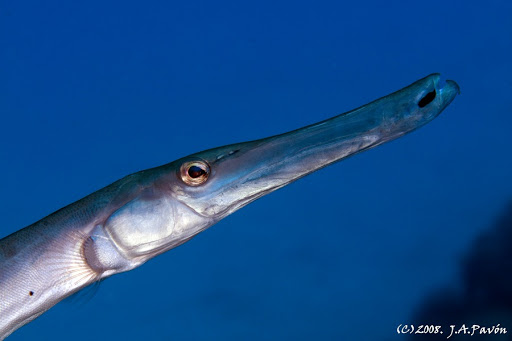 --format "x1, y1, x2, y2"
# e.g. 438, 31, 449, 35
102, 190, 211, 258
